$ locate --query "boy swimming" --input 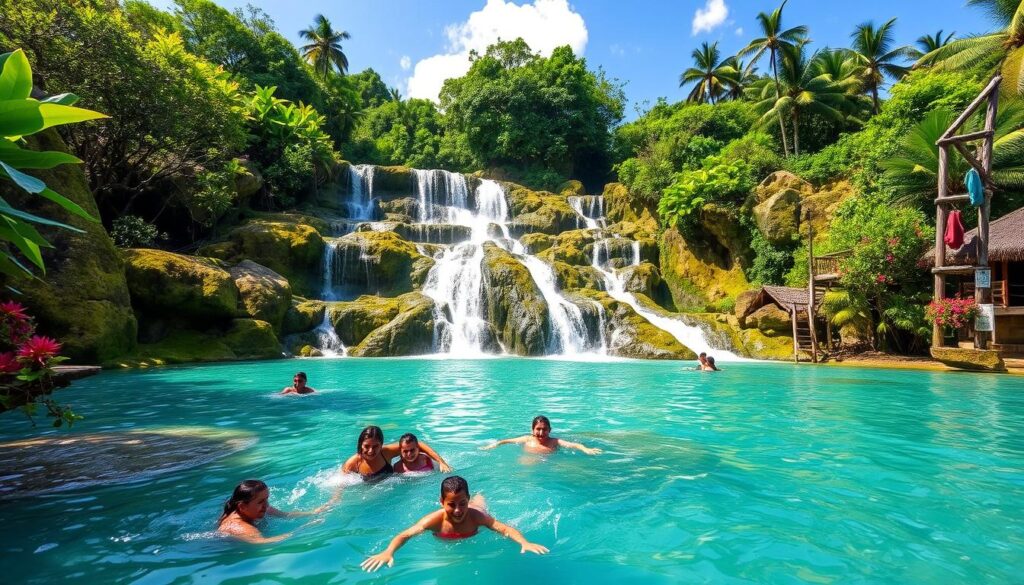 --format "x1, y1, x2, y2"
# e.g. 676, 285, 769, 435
280, 372, 316, 395
216, 479, 328, 543
393, 433, 435, 473
481, 415, 602, 455
360, 476, 548, 572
